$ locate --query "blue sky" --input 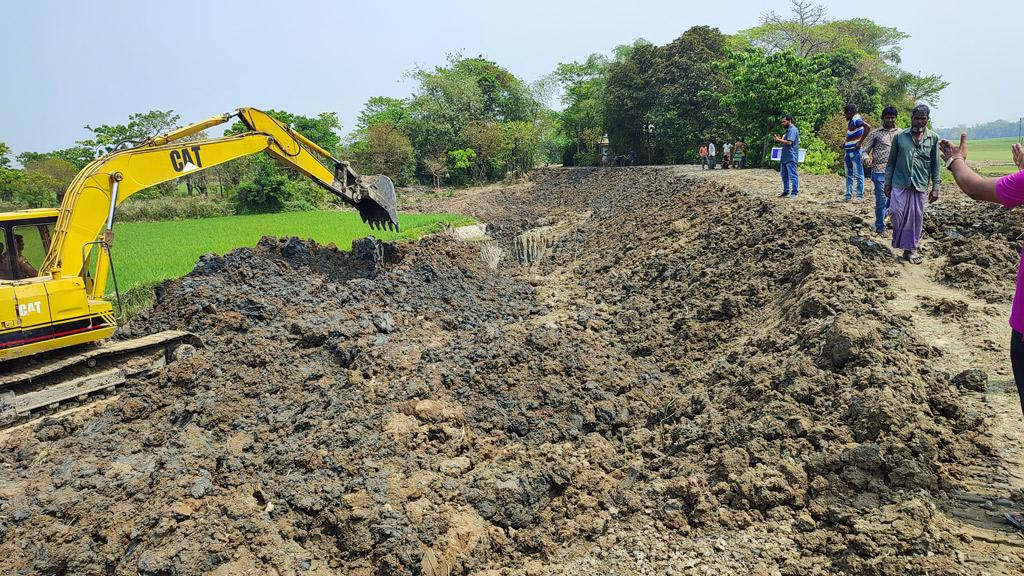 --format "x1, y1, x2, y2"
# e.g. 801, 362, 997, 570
2, 0, 1021, 155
